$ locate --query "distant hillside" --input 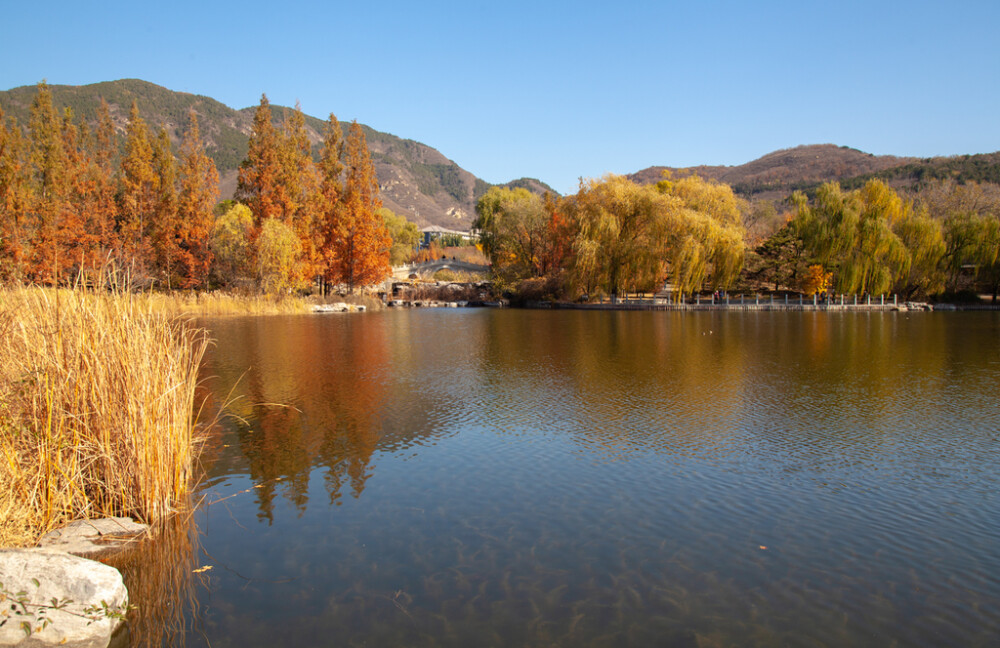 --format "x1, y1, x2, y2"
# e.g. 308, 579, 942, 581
499, 177, 559, 196
630, 144, 915, 201
835, 151, 1000, 192
0, 79, 549, 231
